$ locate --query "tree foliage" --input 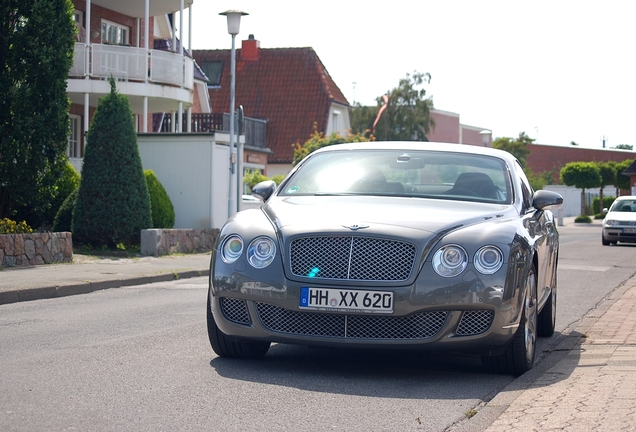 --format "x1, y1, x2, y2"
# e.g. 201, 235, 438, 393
560, 162, 602, 215
73, 78, 152, 248
612, 144, 633, 150
292, 128, 370, 166
0, 0, 76, 226
145, 170, 175, 229
493, 132, 534, 168
615, 159, 633, 192
350, 71, 435, 141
